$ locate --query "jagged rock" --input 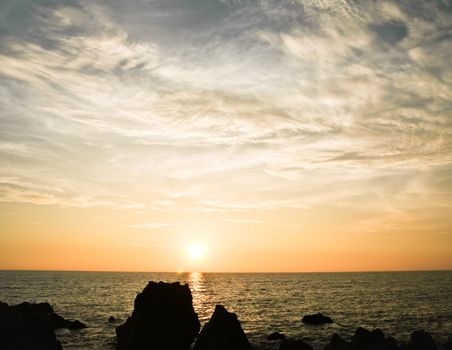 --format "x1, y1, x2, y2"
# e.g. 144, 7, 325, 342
323, 333, 351, 350
109, 316, 116, 322
193, 305, 252, 350
48, 312, 68, 329
267, 331, 286, 340
0, 301, 62, 350
280, 339, 313, 350
302, 313, 333, 325
116, 281, 200, 350
350, 327, 400, 350
407, 330, 437, 350
351, 327, 377, 349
